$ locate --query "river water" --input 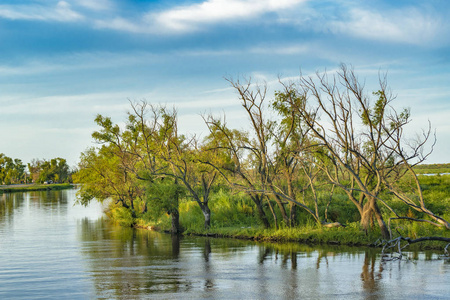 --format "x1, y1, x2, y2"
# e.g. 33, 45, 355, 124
0, 189, 449, 299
